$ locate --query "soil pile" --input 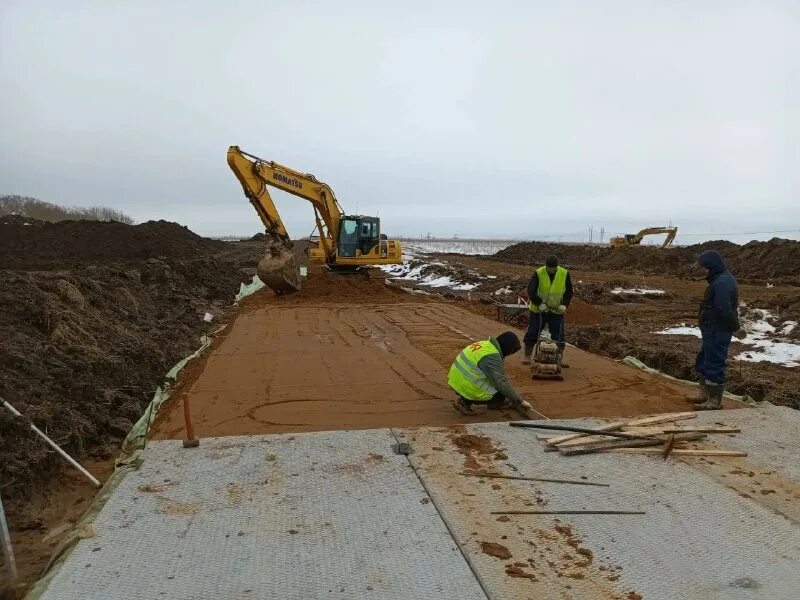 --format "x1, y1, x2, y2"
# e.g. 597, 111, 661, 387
493, 238, 800, 285
1, 218, 228, 268
0, 221, 259, 498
